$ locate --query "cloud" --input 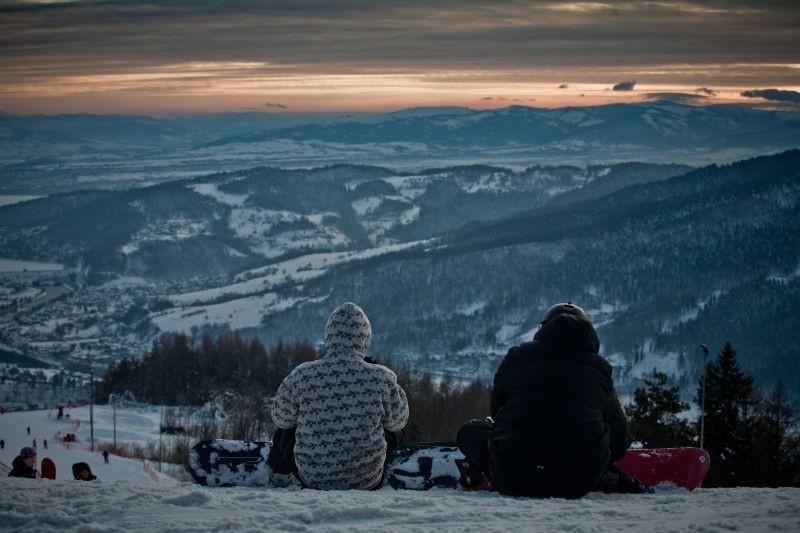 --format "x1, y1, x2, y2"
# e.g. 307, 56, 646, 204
612, 80, 636, 91
558, 84, 569, 89
2, 1, 798, 78
1, 1, 799, 113
696, 87, 716, 96
265, 102, 287, 109
644, 92, 708, 104
740, 89, 800, 103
